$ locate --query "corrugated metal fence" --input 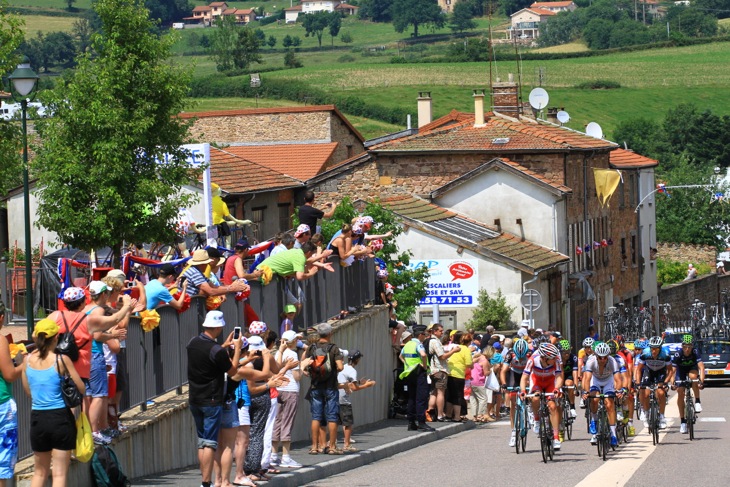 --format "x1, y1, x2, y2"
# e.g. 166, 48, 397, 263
9, 257, 375, 459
